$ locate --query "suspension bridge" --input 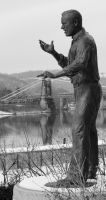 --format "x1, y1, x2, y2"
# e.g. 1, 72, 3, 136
0, 77, 73, 111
